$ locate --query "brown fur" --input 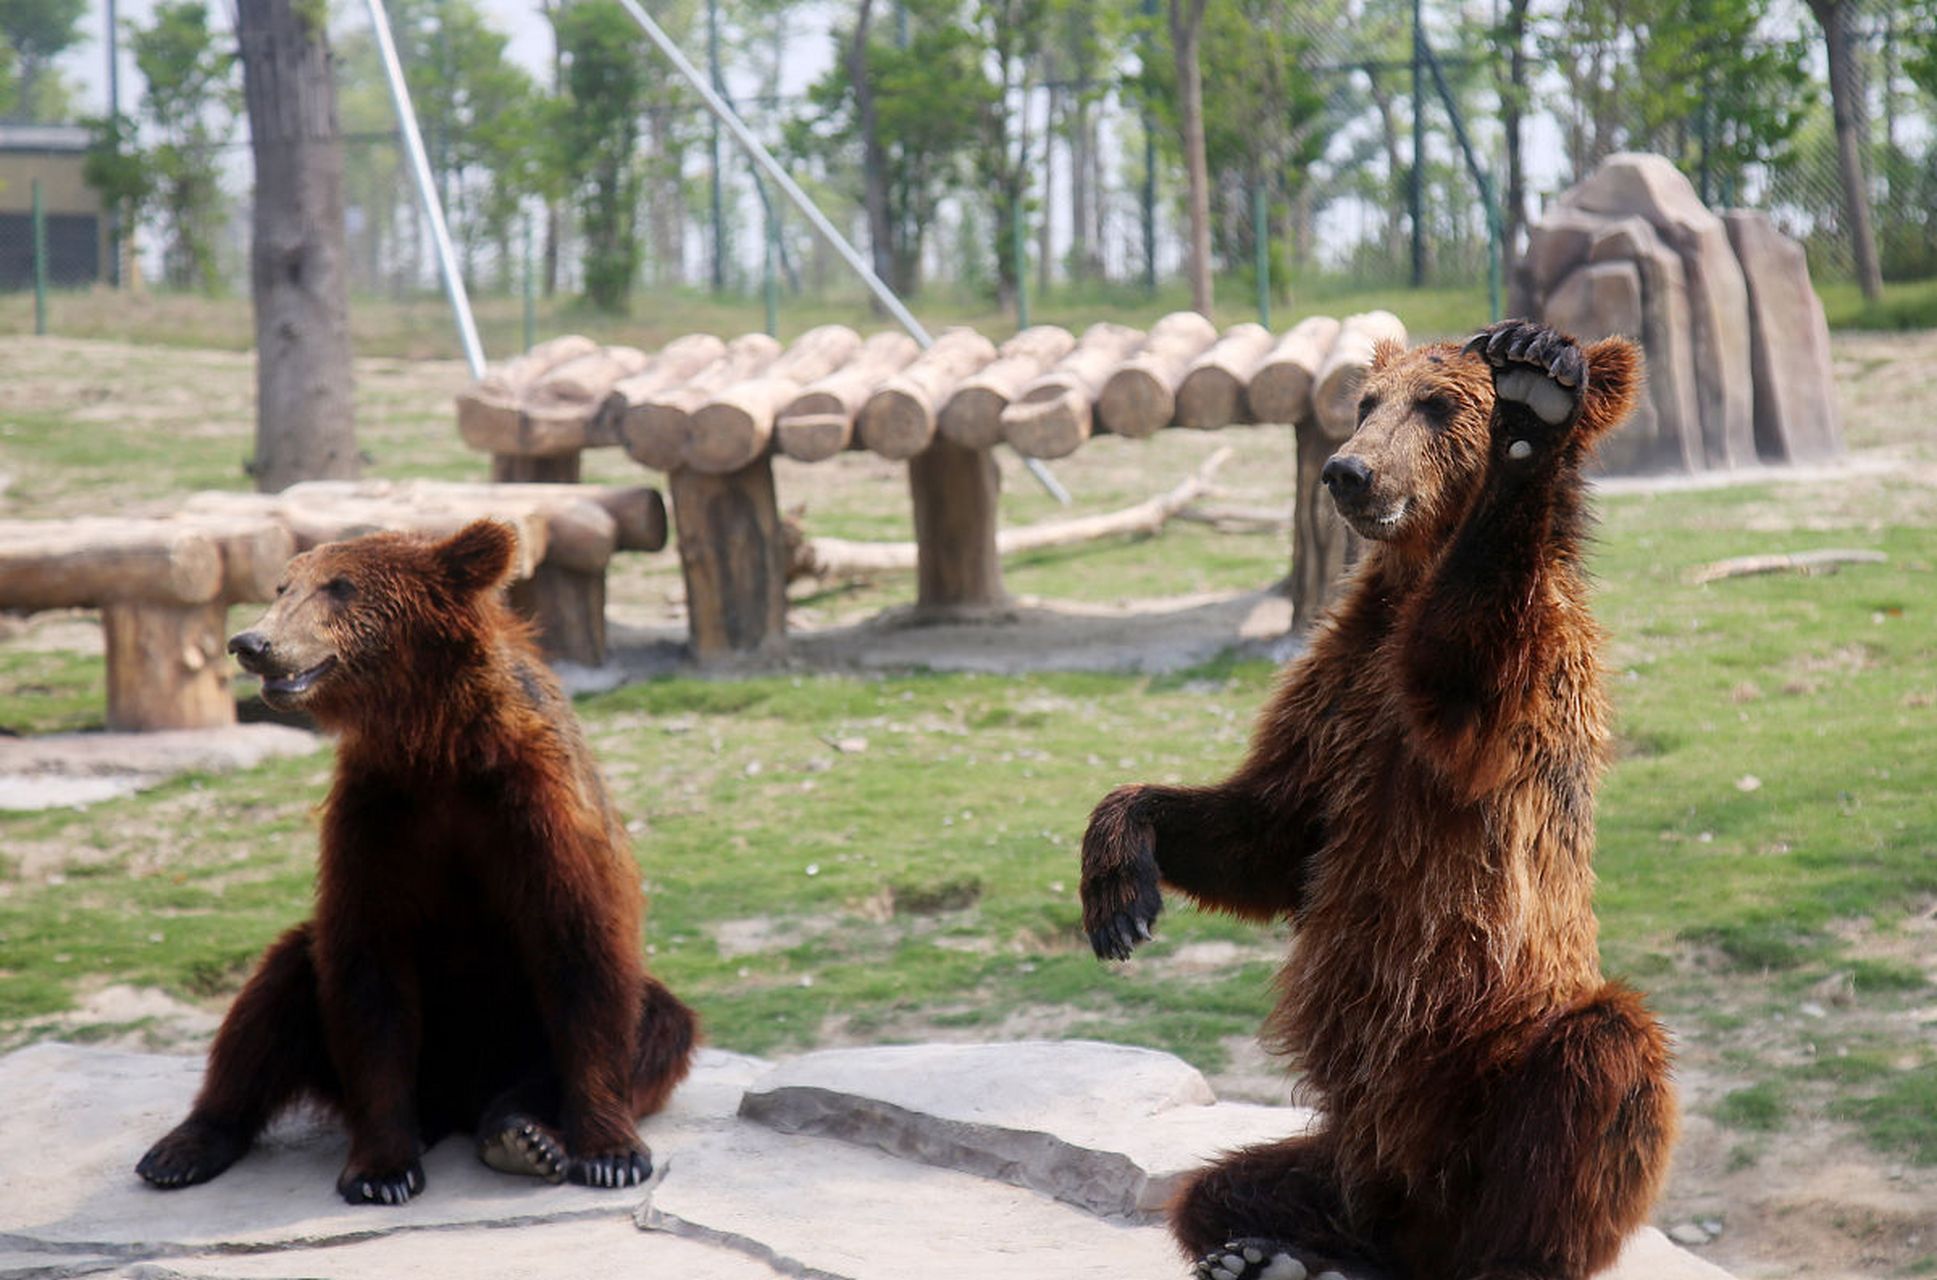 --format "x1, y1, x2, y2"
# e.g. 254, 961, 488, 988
136, 520, 697, 1204
1081, 323, 1675, 1279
